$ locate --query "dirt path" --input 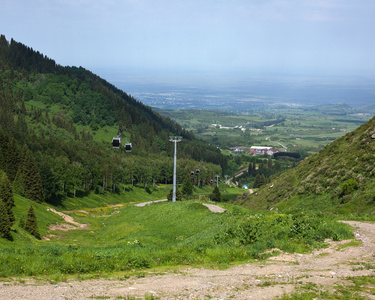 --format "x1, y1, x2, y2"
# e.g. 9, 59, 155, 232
135, 199, 168, 207
5, 221, 374, 299
202, 203, 226, 213
135, 200, 226, 213
48, 208, 89, 231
